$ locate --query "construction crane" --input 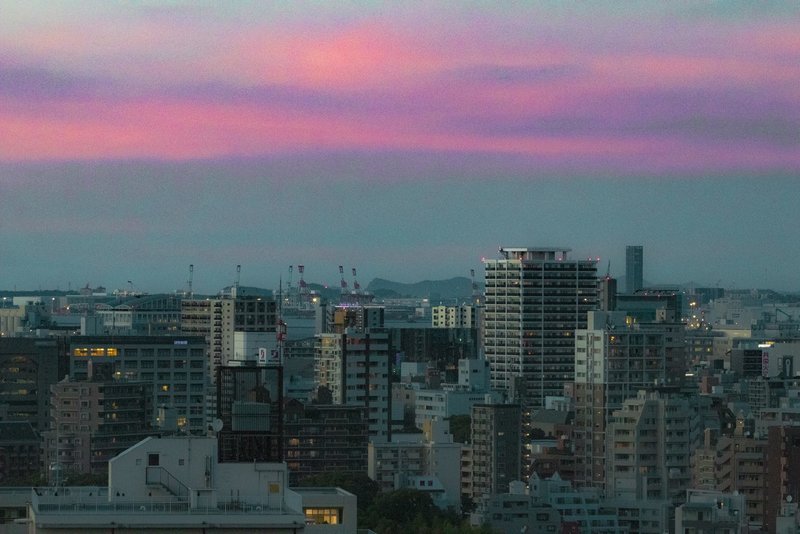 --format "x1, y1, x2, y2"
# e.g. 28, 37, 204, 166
470, 269, 481, 304
352, 268, 361, 292
339, 265, 348, 295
